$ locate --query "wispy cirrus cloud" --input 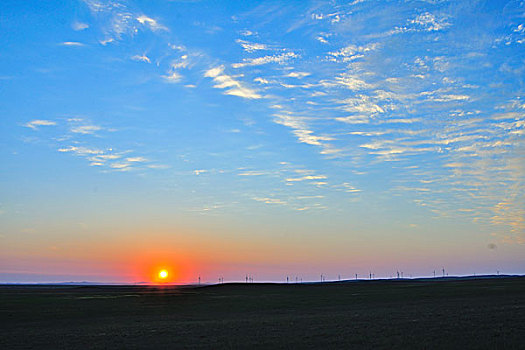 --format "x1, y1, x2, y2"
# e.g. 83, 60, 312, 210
65, 118, 107, 135
204, 66, 261, 99
252, 197, 287, 205
286, 174, 327, 182
82, 0, 168, 43
23, 117, 159, 173
66, 0, 525, 243
126, 157, 148, 163
72, 21, 89, 31
136, 15, 167, 32
163, 55, 192, 83
238, 170, 269, 176
232, 52, 299, 69
131, 54, 151, 63
24, 120, 57, 130
328, 43, 380, 62
60, 41, 85, 47
272, 111, 338, 155
408, 12, 451, 32
58, 145, 144, 172
285, 71, 310, 78
70, 125, 102, 135
235, 39, 270, 52
58, 145, 103, 155
386, 12, 451, 36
